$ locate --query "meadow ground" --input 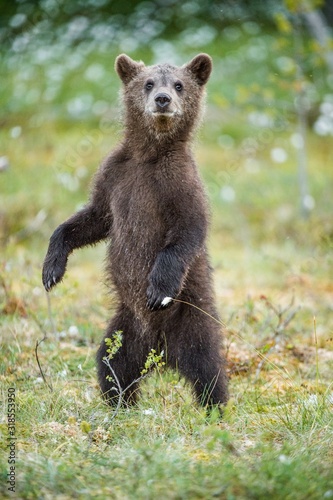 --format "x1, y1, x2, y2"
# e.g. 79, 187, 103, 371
0, 115, 332, 499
